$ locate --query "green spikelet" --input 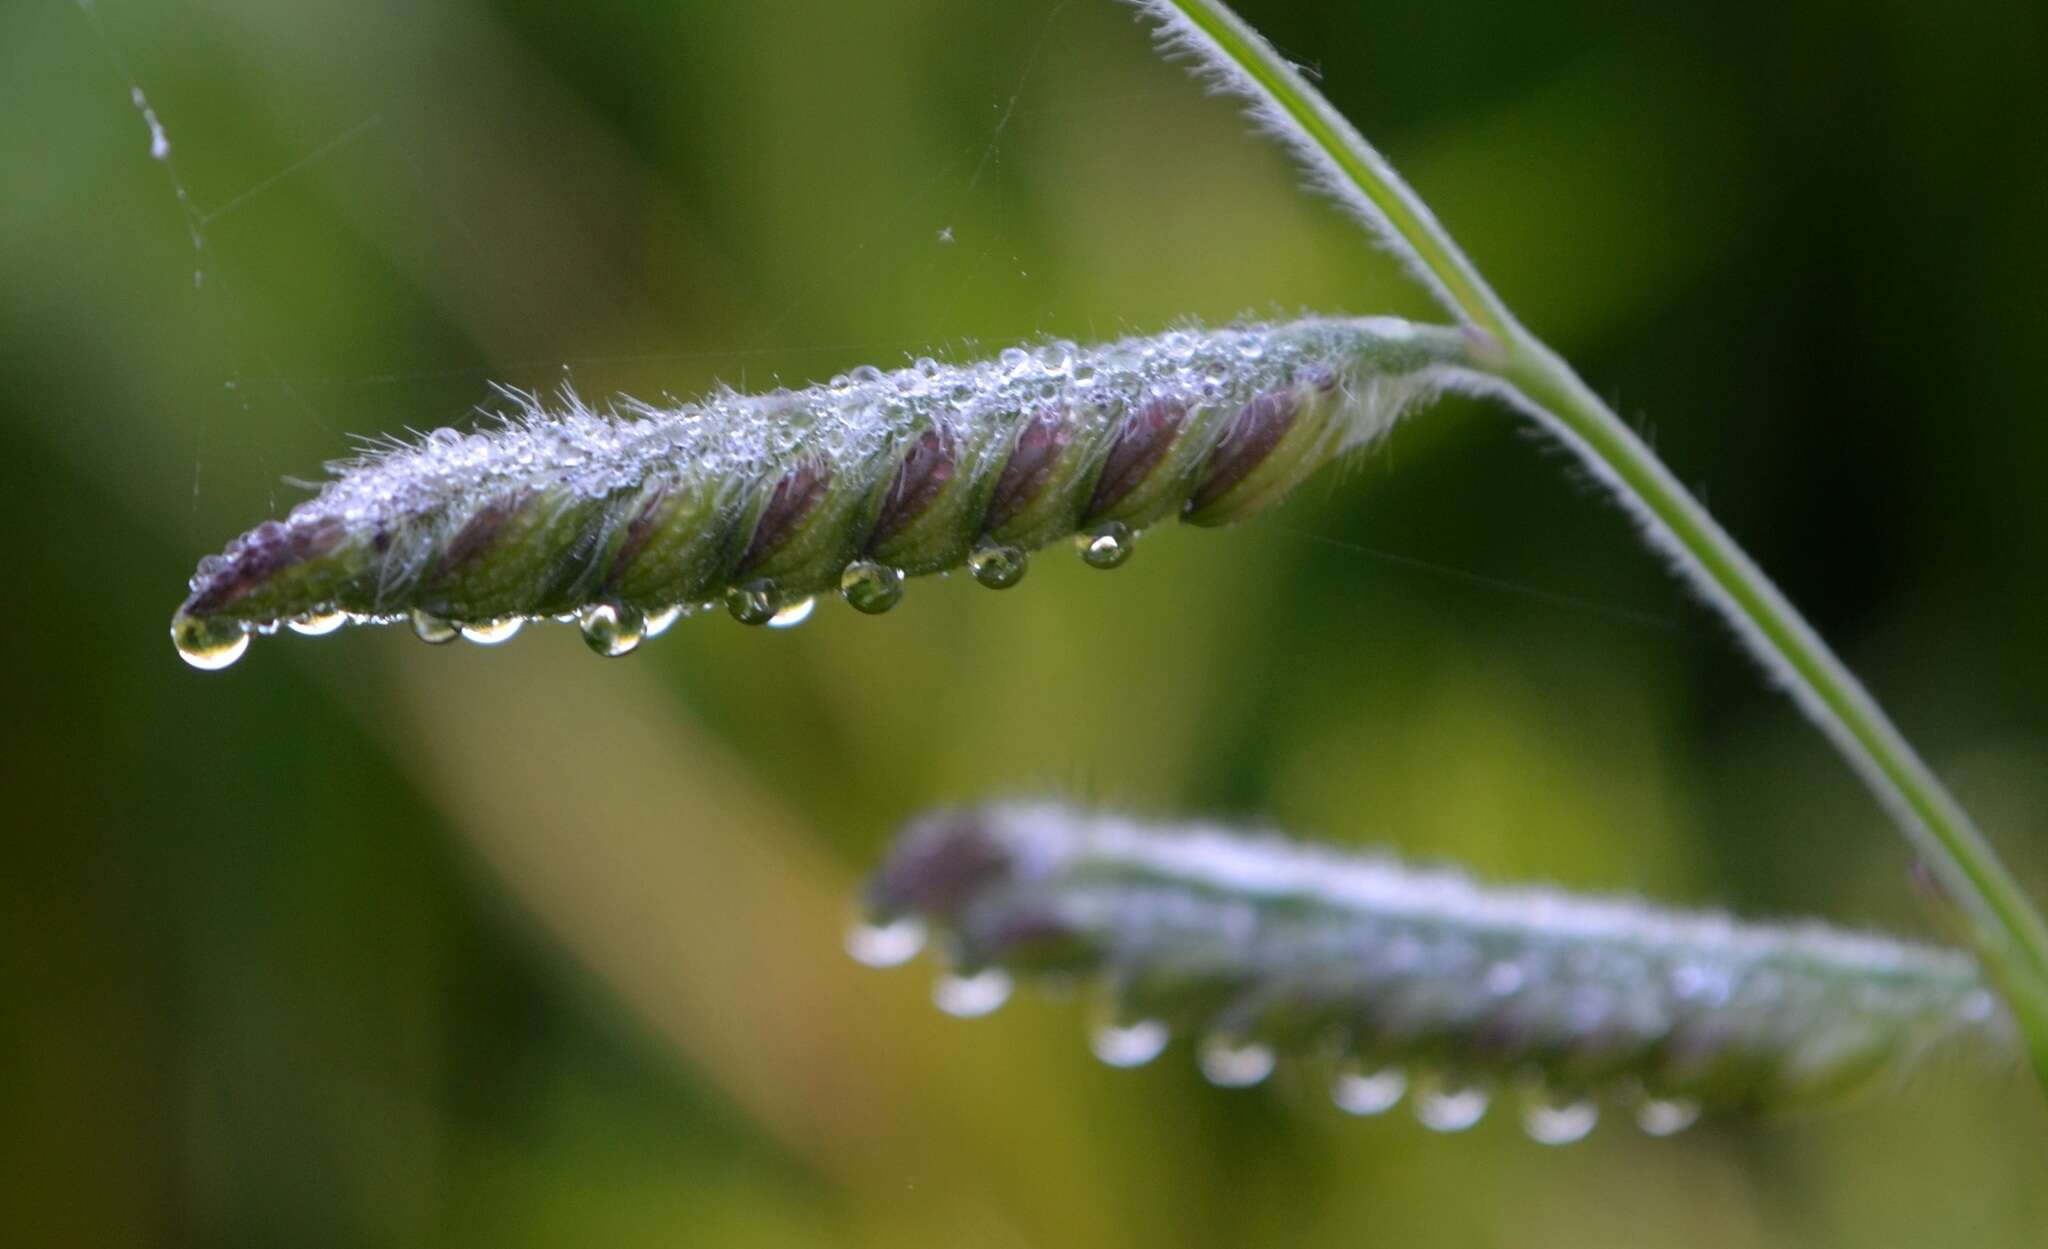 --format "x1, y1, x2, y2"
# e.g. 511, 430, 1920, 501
171, 317, 1466, 668
861, 803, 2010, 1137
